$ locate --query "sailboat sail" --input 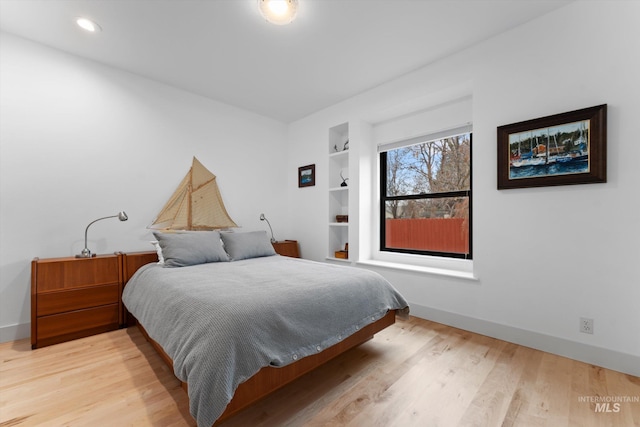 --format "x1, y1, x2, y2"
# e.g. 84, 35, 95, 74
150, 157, 237, 230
